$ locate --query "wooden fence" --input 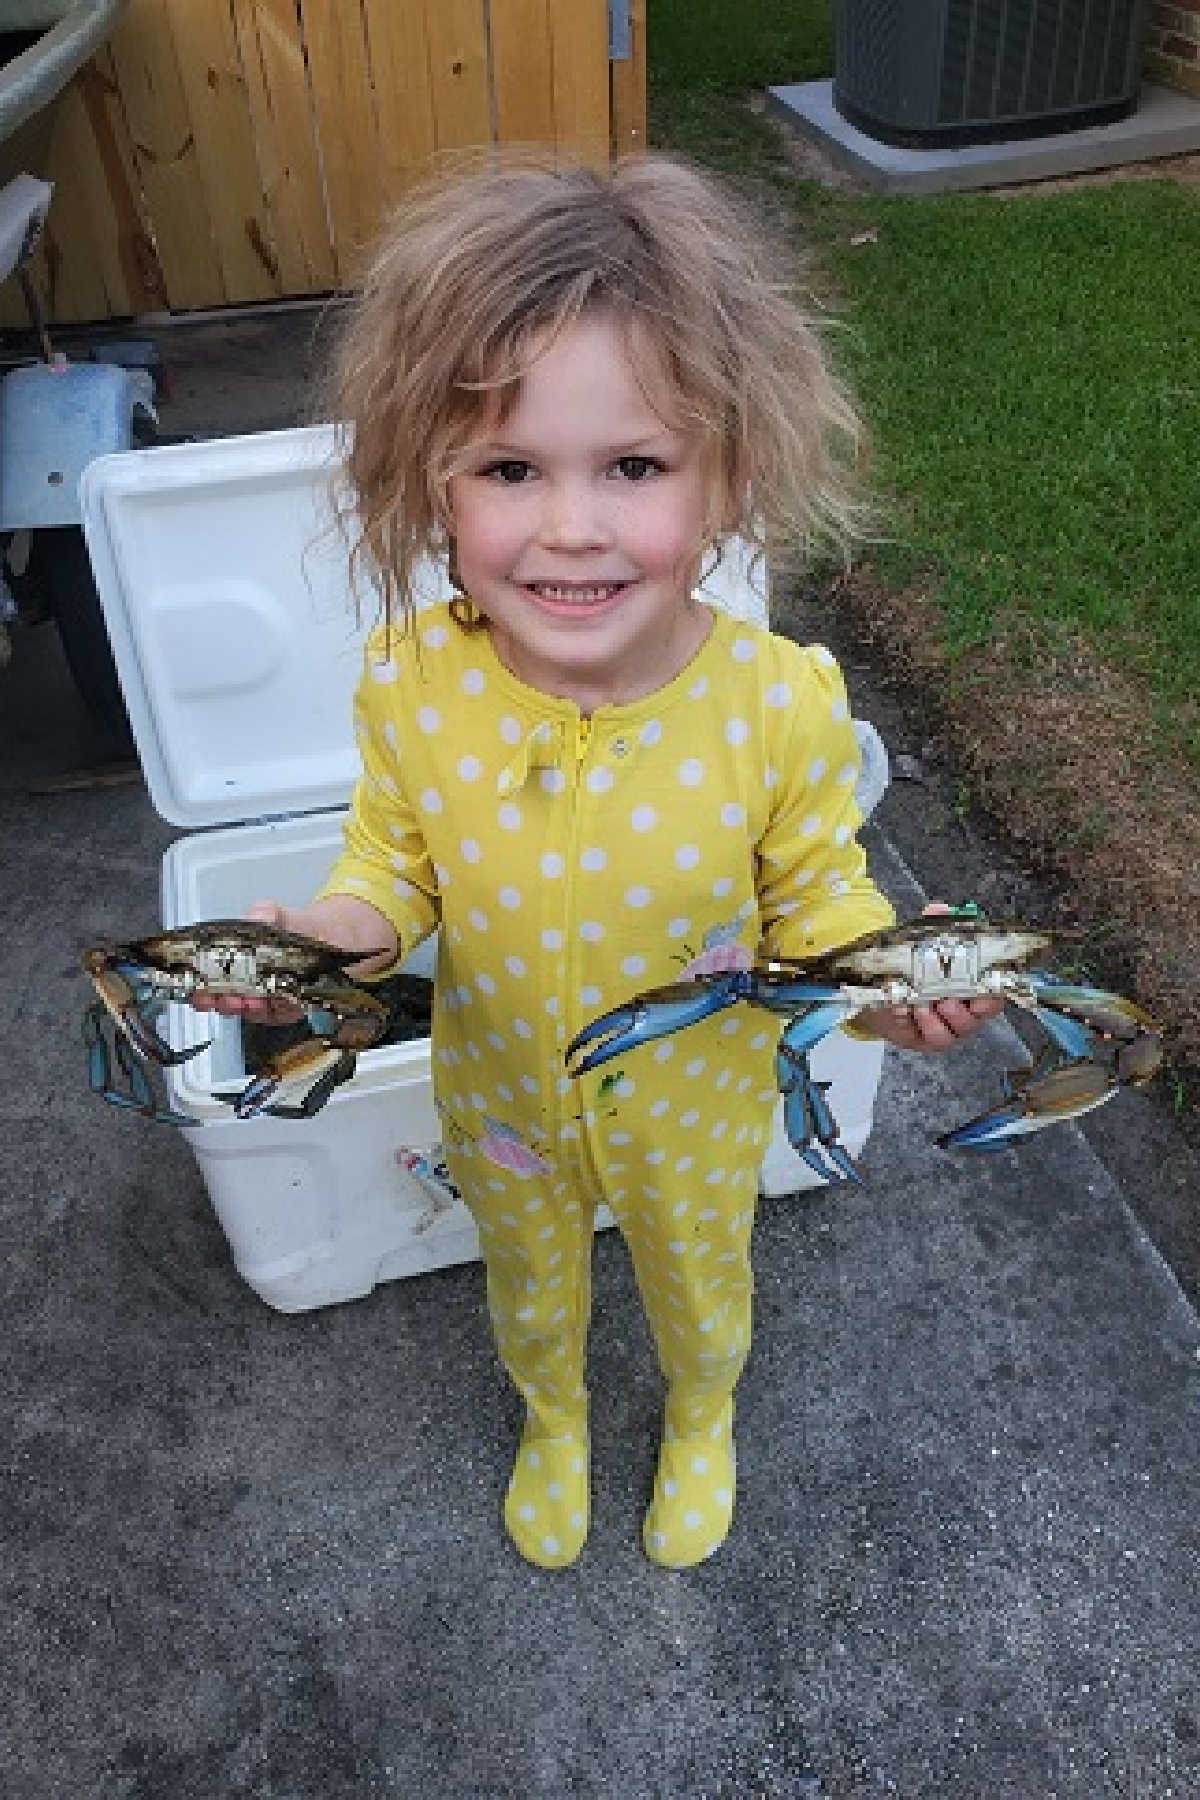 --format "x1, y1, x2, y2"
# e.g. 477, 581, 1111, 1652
1, 0, 646, 328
